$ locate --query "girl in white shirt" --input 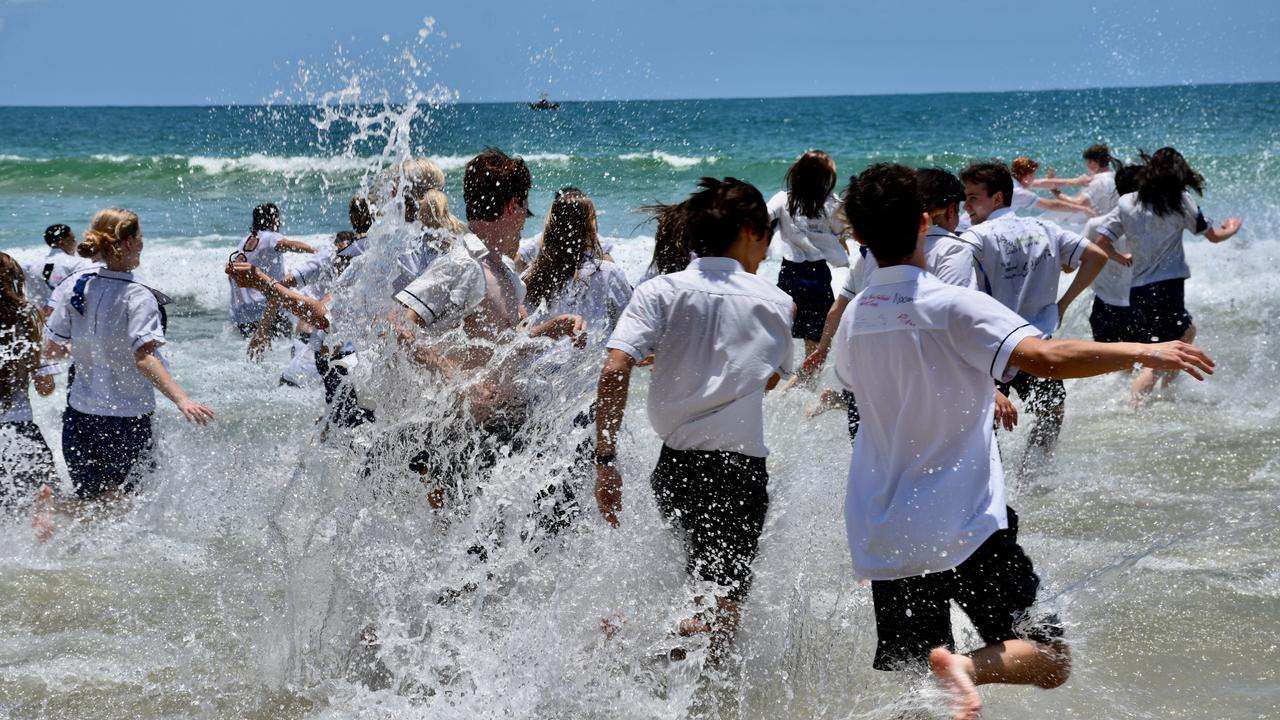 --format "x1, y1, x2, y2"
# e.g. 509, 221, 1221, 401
44, 208, 214, 500
767, 150, 848, 357
0, 252, 57, 507
227, 203, 315, 337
